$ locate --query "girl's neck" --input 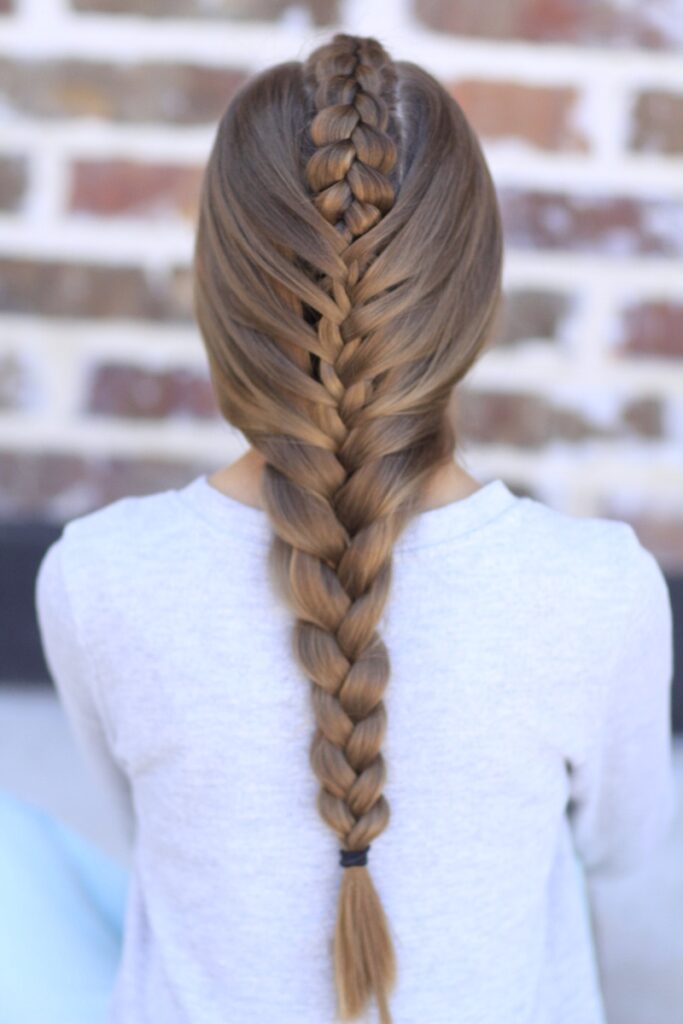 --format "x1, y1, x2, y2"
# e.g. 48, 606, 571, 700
207, 447, 484, 514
